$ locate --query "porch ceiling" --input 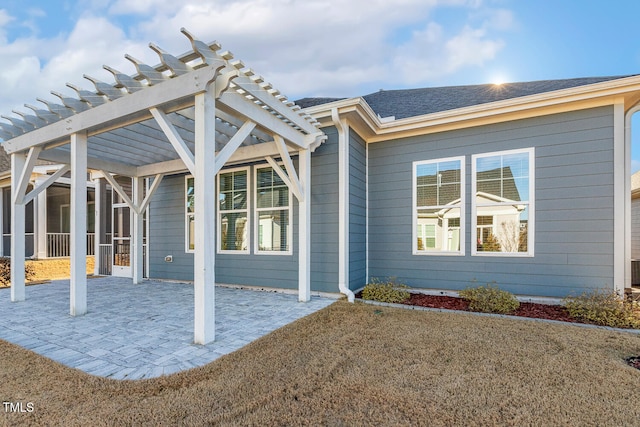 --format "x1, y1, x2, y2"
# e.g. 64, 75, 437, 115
0, 28, 325, 177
